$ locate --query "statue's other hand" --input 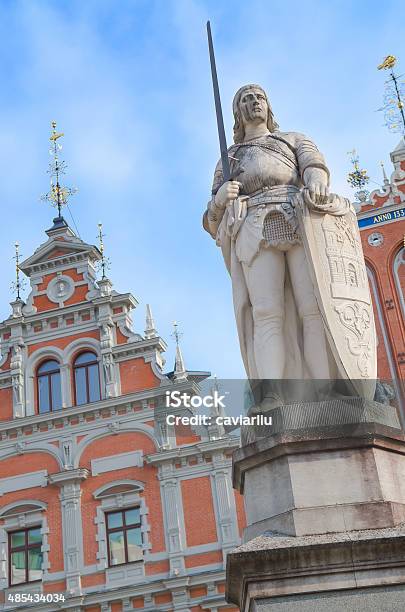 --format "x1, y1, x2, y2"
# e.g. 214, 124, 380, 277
306, 181, 329, 207
214, 180, 242, 209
